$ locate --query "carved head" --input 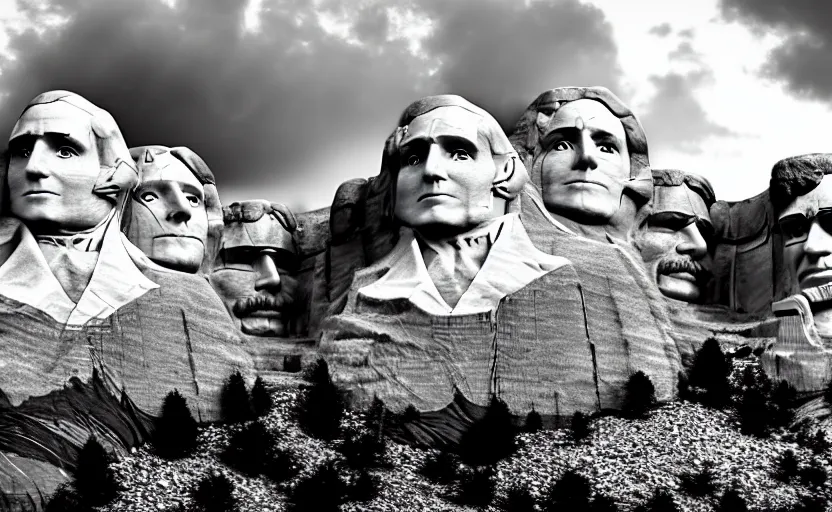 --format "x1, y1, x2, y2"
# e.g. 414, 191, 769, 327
209, 200, 299, 336
510, 87, 651, 239
124, 146, 222, 274
4, 91, 137, 234
771, 153, 832, 292
634, 169, 715, 302
384, 95, 527, 240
